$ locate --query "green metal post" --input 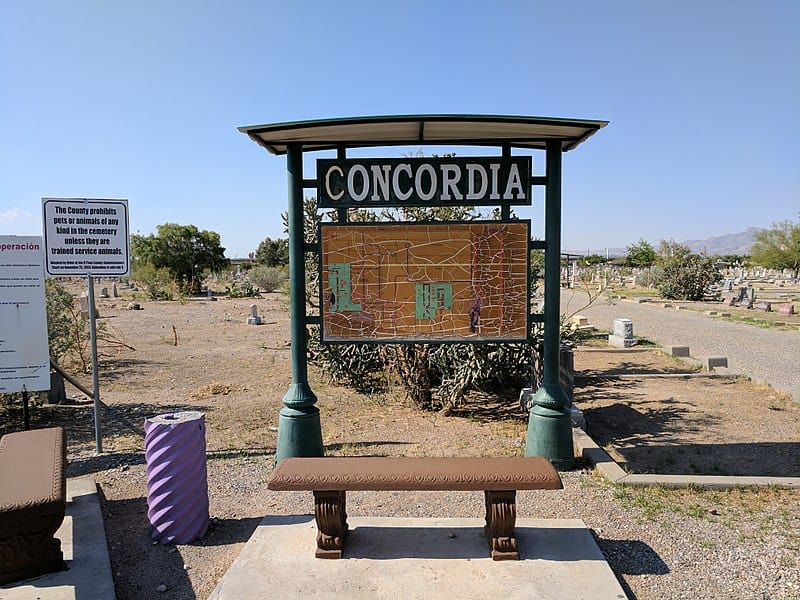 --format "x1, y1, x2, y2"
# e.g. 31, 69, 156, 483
525, 139, 574, 469
275, 143, 324, 463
